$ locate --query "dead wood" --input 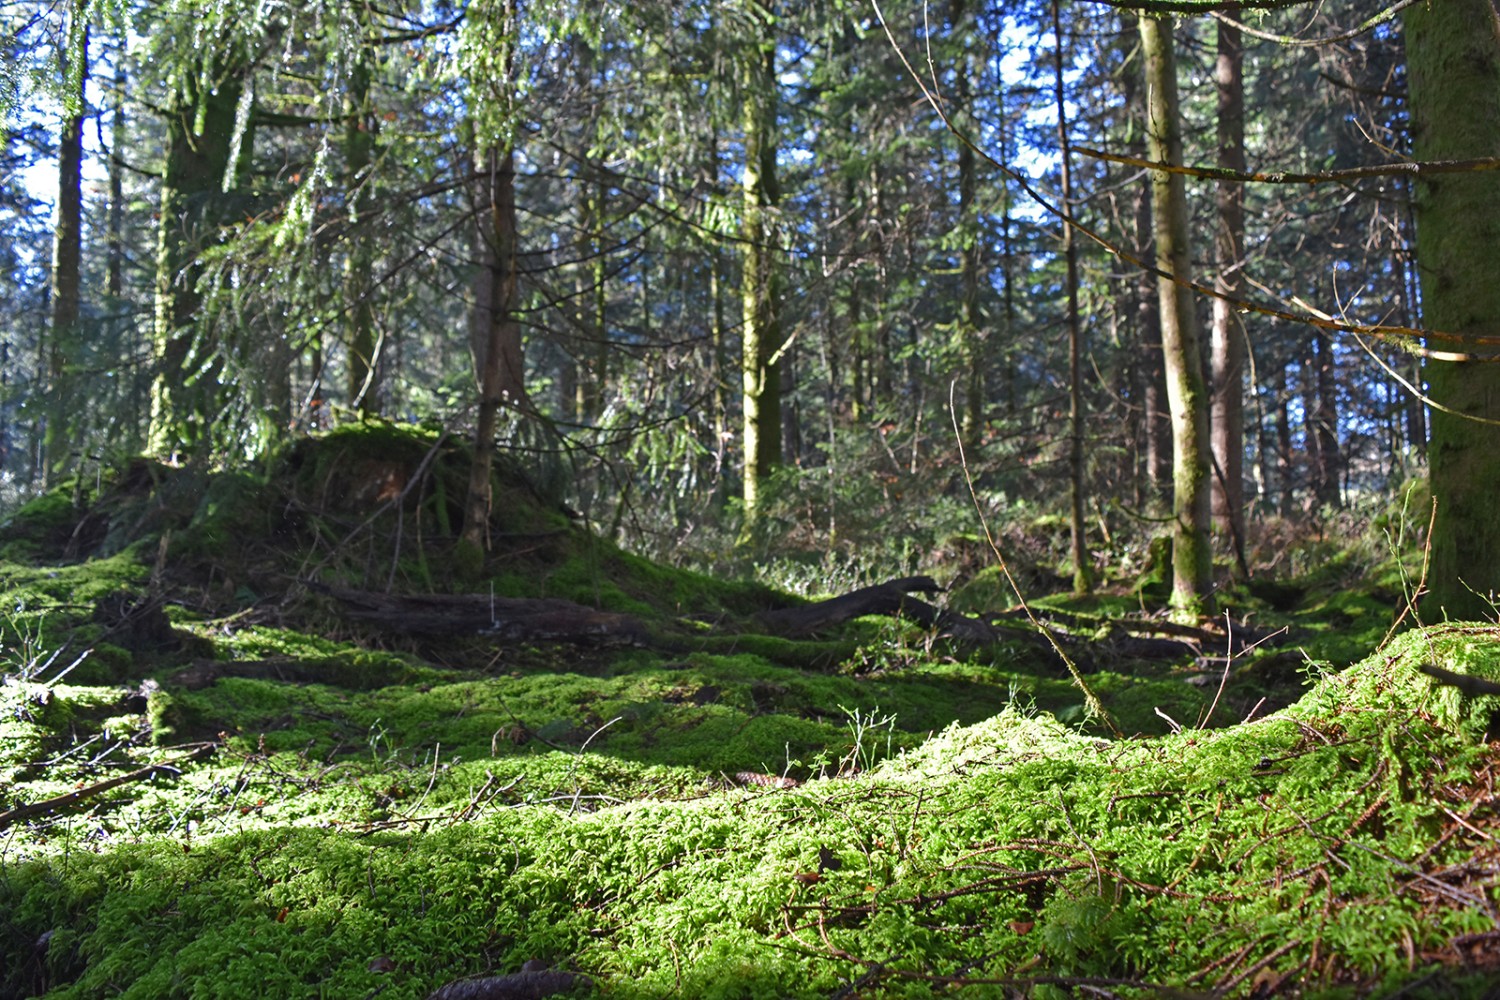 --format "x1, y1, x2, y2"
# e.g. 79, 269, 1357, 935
1418, 663, 1500, 698
425, 969, 592, 1000
0, 744, 216, 831
313, 583, 650, 646
759, 576, 954, 636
